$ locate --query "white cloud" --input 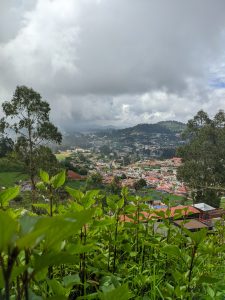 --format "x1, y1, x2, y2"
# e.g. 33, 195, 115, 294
1, 0, 225, 129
